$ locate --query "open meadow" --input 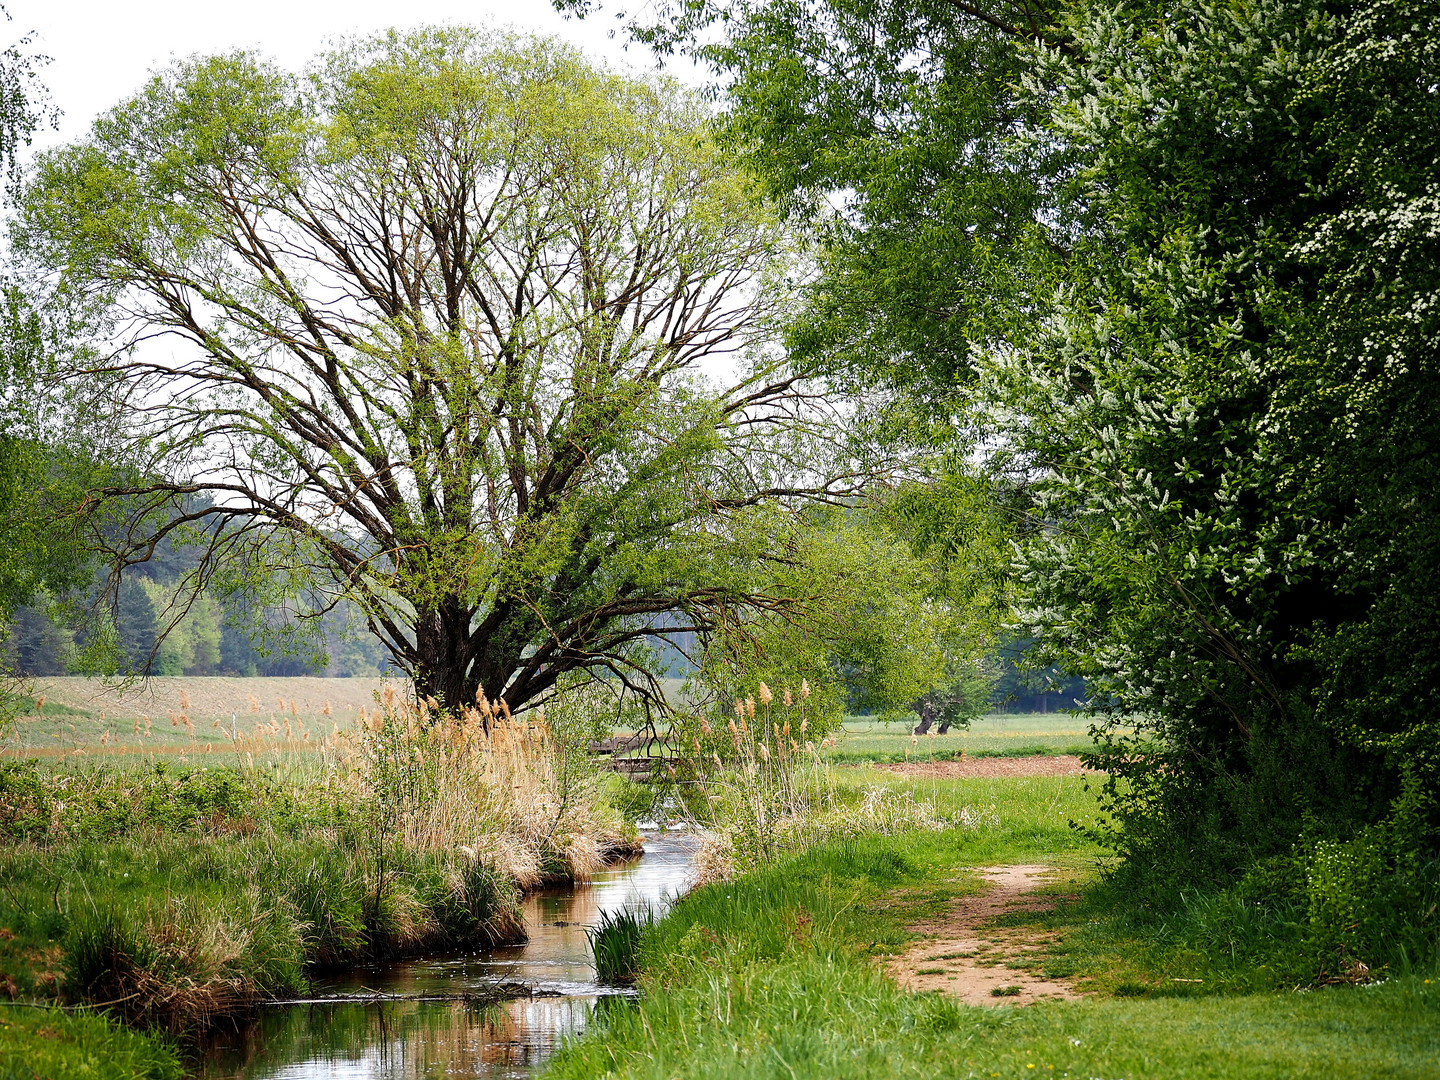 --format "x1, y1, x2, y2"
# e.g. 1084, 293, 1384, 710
5, 677, 389, 763
4, 682, 1106, 772
822, 714, 1103, 764
546, 766, 1440, 1080
0, 699, 1435, 1079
